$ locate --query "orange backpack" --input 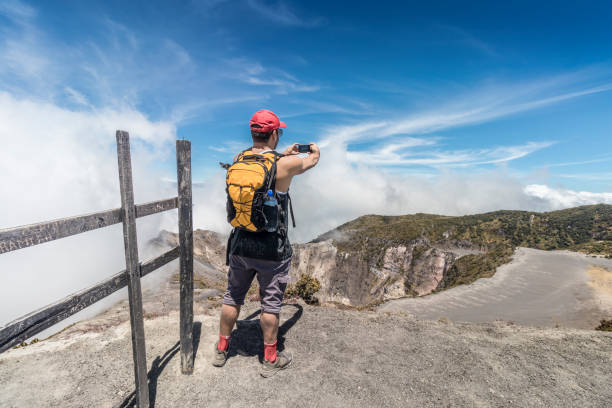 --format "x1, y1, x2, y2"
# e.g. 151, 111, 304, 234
225, 149, 283, 232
